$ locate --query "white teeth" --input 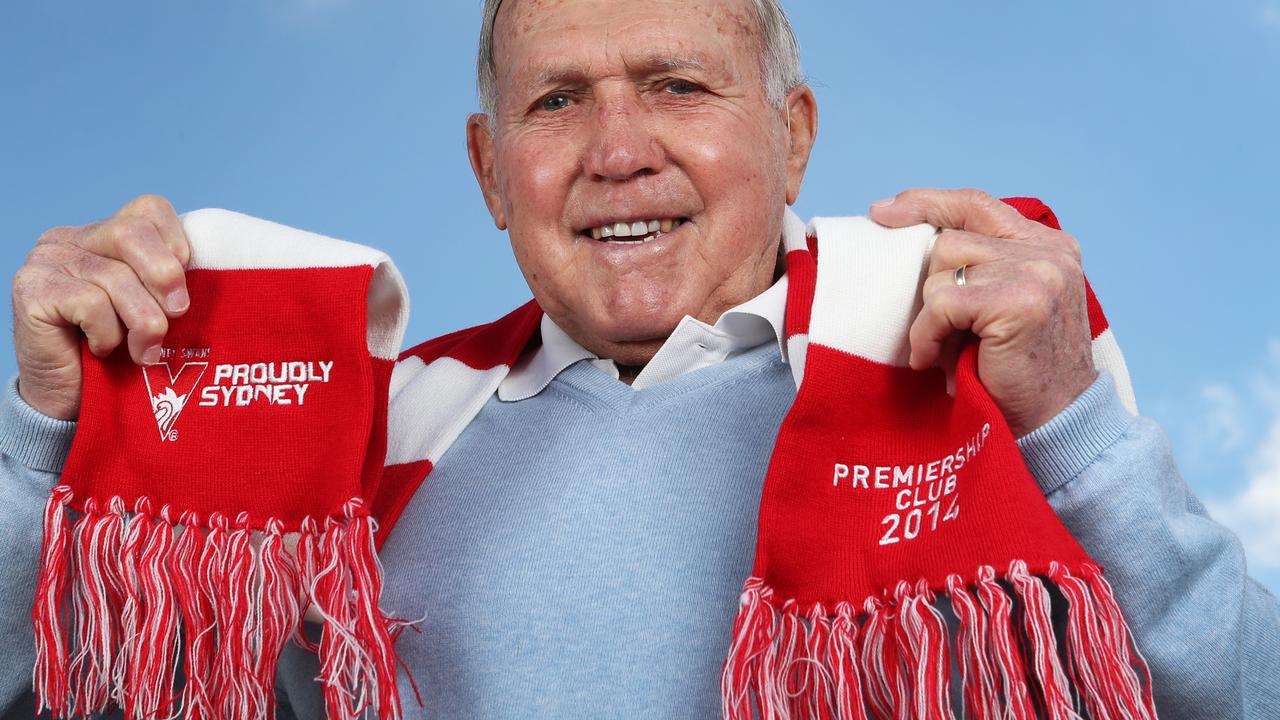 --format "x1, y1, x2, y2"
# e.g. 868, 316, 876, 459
587, 218, 685, 242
